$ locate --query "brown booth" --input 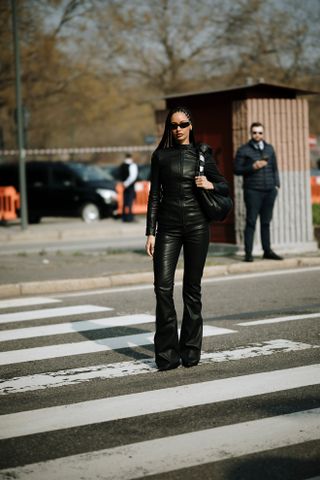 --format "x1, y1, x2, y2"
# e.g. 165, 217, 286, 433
156, 82, 317, 253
